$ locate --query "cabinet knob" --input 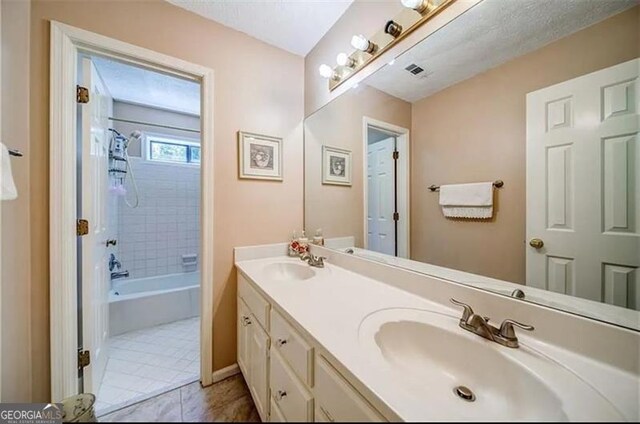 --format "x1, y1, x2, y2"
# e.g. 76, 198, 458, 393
276, 338, 288, 347
241, 316, 252, 326
275, 390, 287, 401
